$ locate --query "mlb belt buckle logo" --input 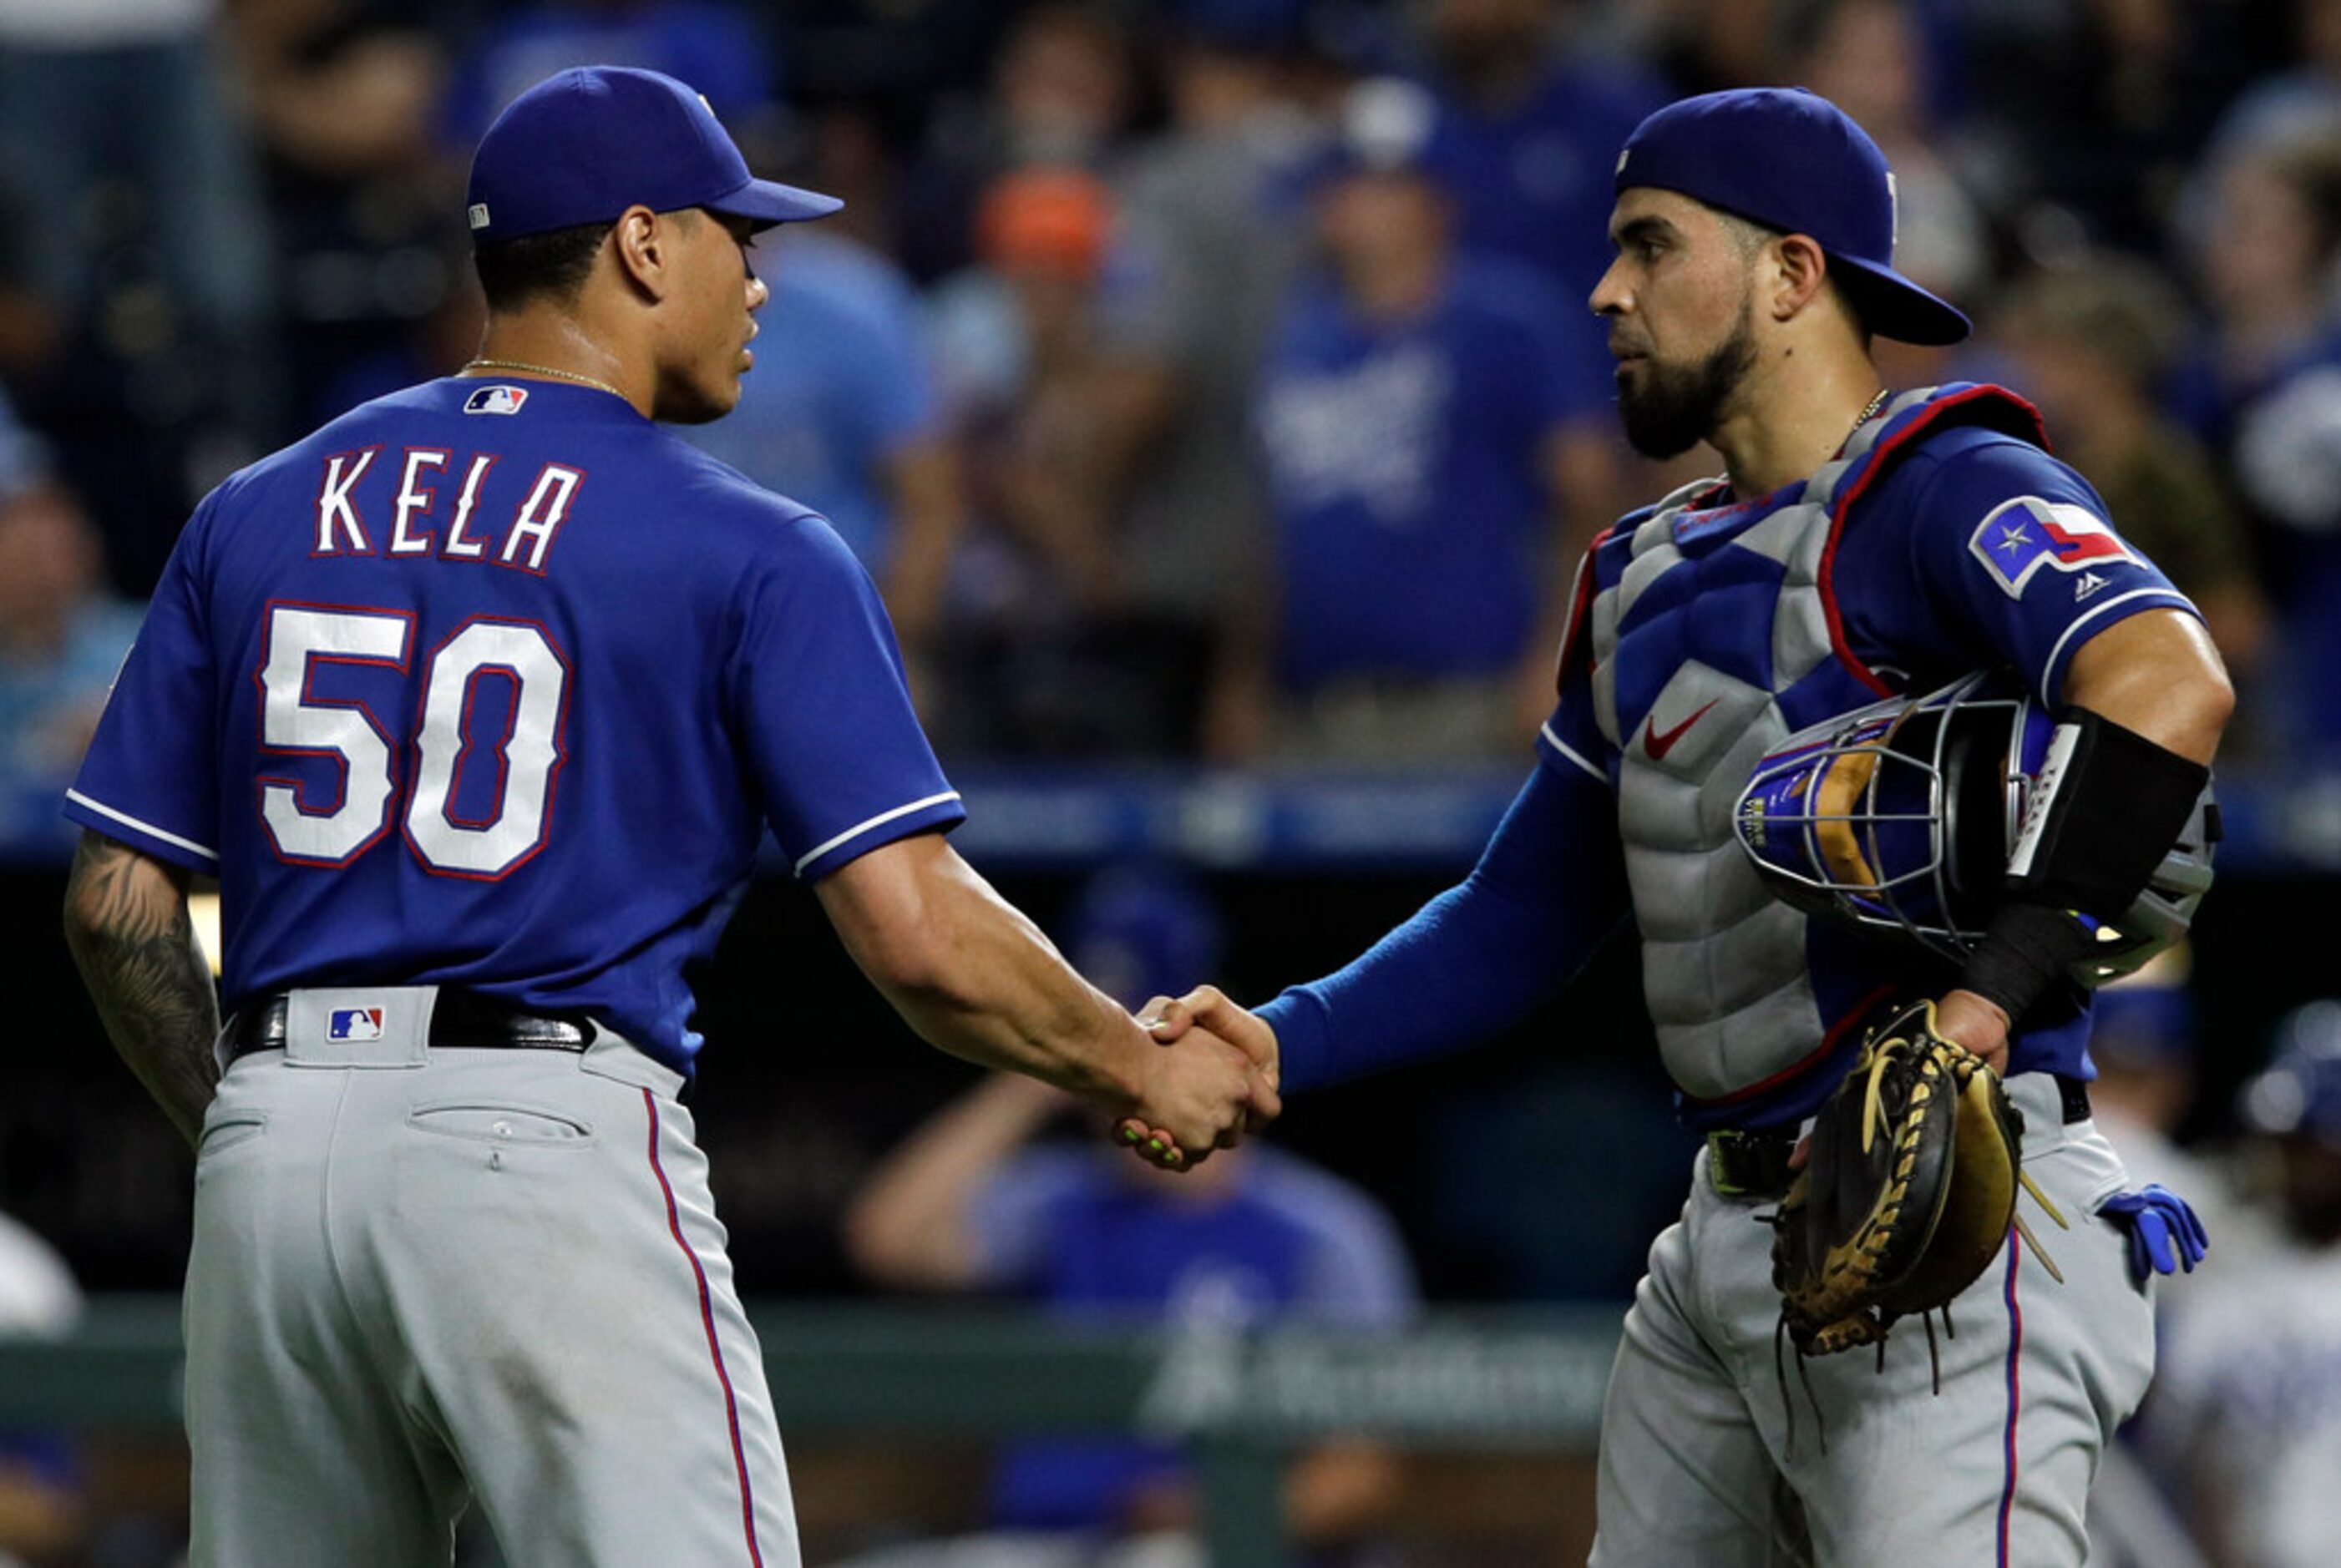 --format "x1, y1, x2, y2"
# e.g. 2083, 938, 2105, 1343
328, 1007, 386, 1041
464, 384, 529, 416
